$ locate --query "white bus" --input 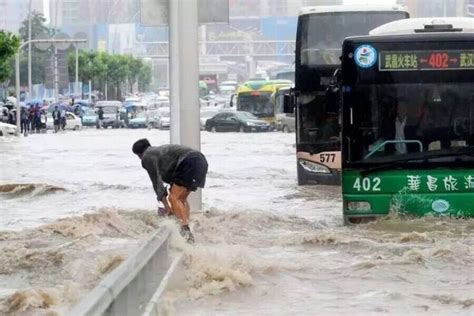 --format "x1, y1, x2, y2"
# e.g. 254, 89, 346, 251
288, 5, 409, 185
